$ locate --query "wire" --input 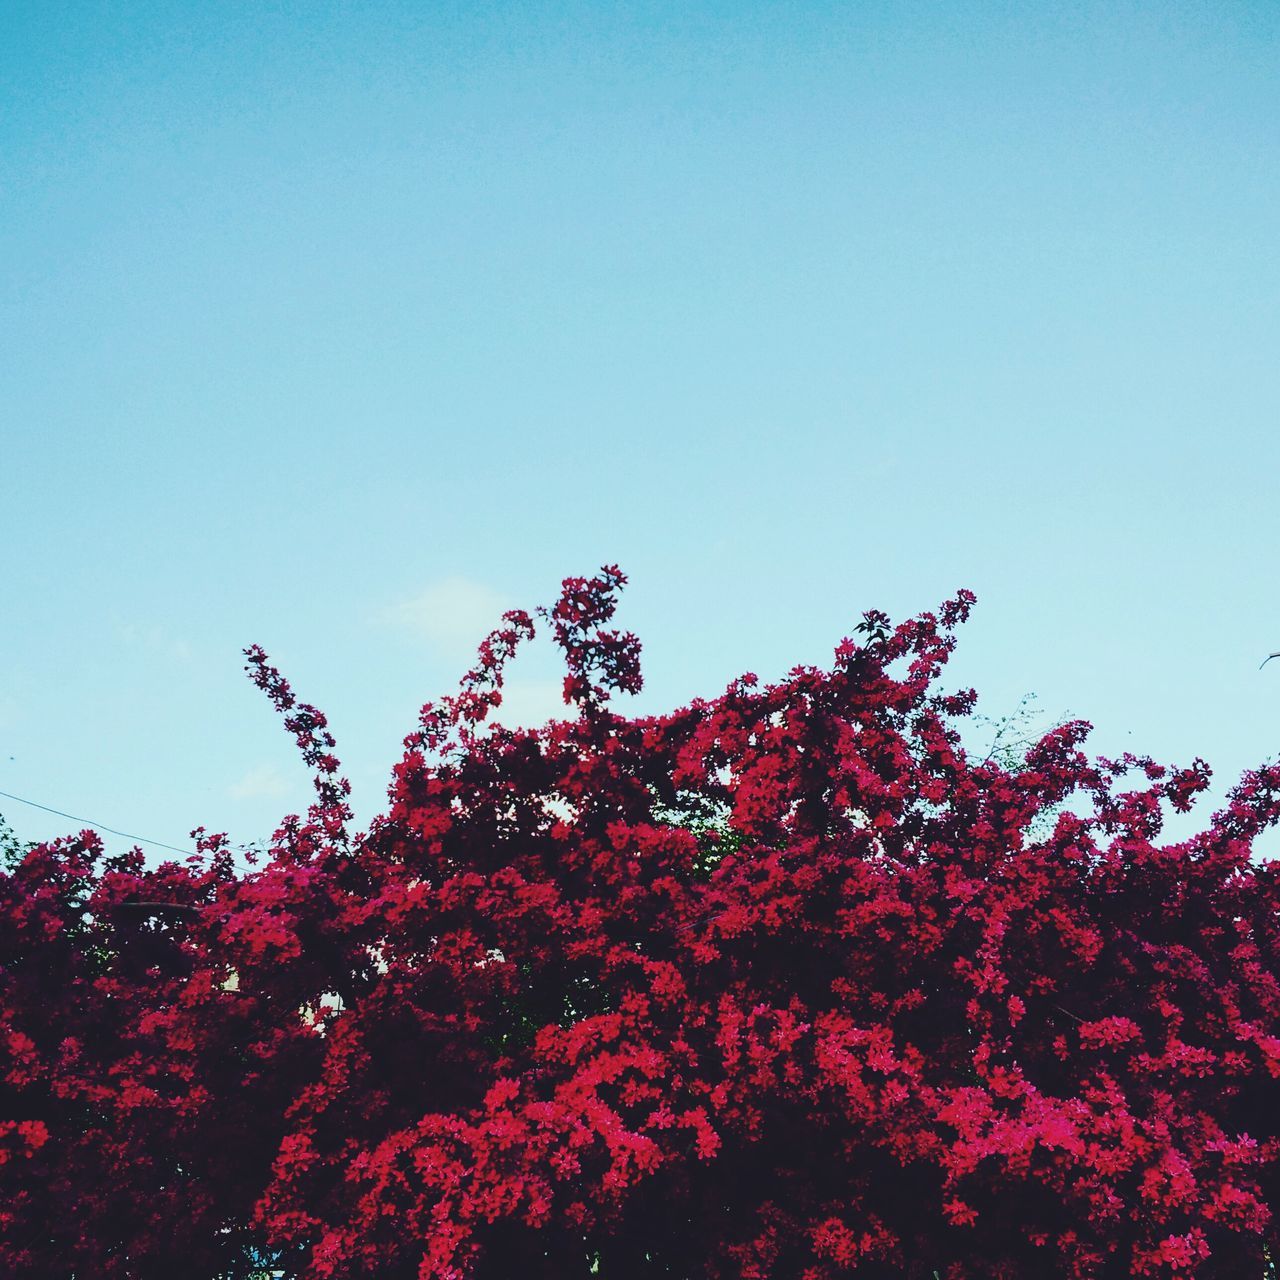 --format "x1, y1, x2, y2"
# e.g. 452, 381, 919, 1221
0, 788, 196, 858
